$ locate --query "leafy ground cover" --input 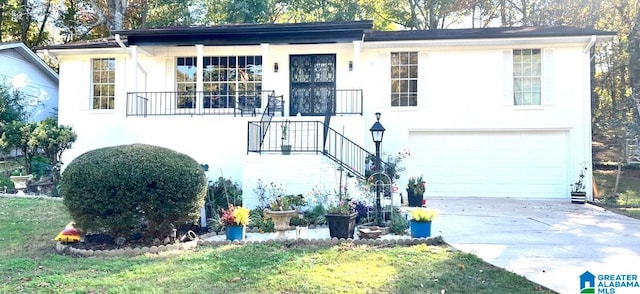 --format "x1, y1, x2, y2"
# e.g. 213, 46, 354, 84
593, 167, 640, 220
0, 197, 555, 293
